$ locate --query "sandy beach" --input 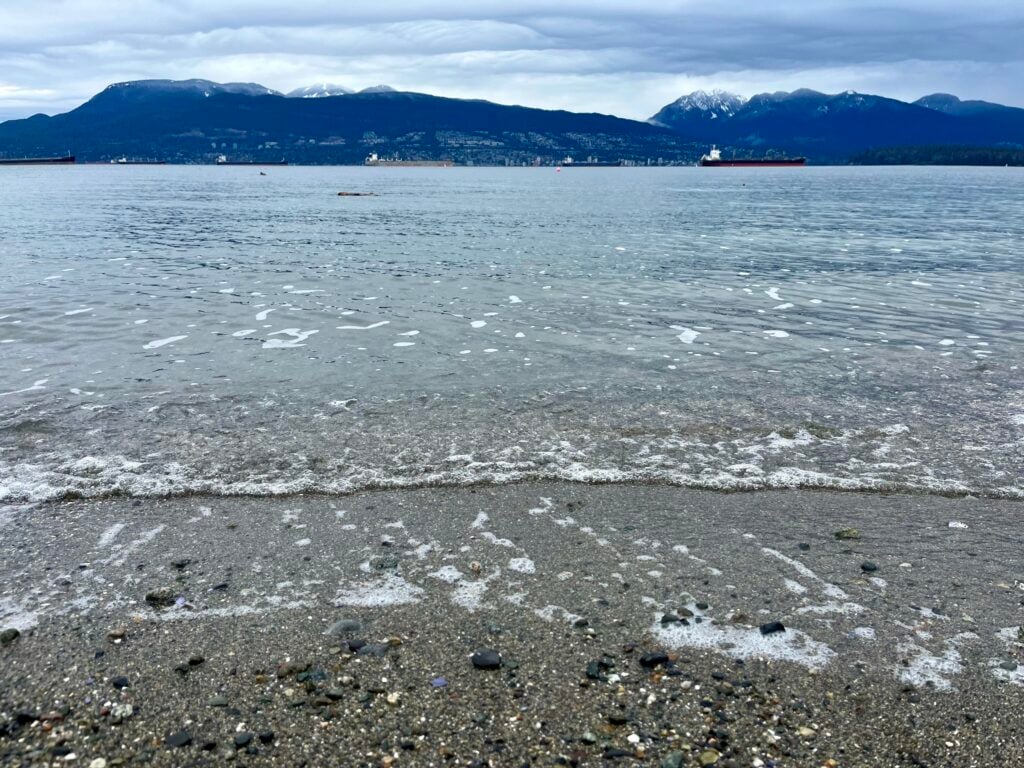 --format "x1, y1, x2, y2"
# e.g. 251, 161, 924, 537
1, 484, 1022, 767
